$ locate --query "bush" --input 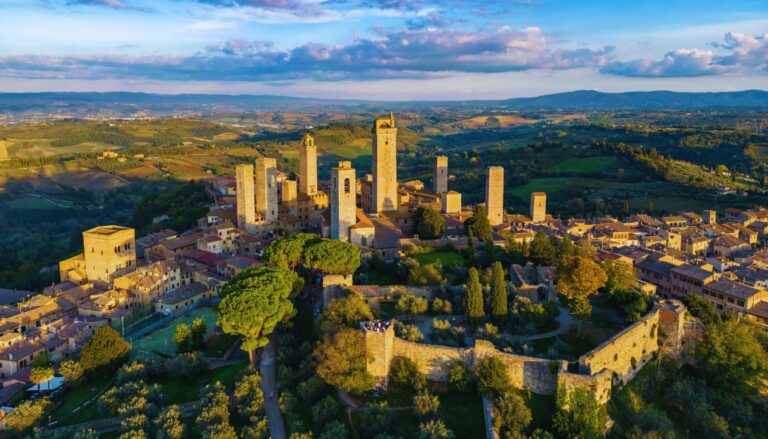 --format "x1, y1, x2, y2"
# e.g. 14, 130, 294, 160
395, 321, 424, 342
414, 391, 440, 417
448, 361, 471, 393
475, 356, 510, 398
493, 392, 531, 438
396, 292, 429, 316
5, 397, 51, 436
431, 298, 453, 314
311, 395, 340, 426
389, 356, 426, 390
418, 419, 454, 439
